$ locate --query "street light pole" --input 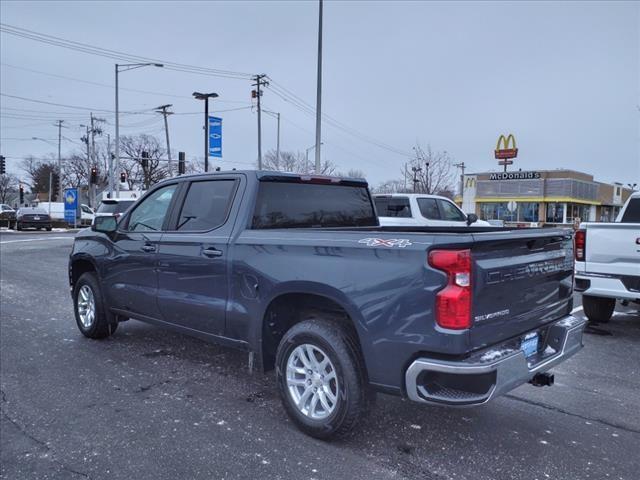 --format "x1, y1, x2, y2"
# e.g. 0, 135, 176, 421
56, 120, 63, 202
193, 92, 219, 172
314, 0, 323, 174
305, 143, 323, 174
115, 62, 163, 197
115, 64, 119, 198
